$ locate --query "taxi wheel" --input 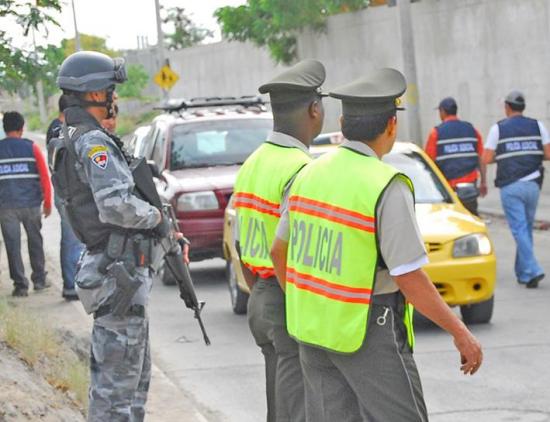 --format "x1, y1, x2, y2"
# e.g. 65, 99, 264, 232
161, 261, 177, 286
226, 260, 248, 315
460, 295, 494, 324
